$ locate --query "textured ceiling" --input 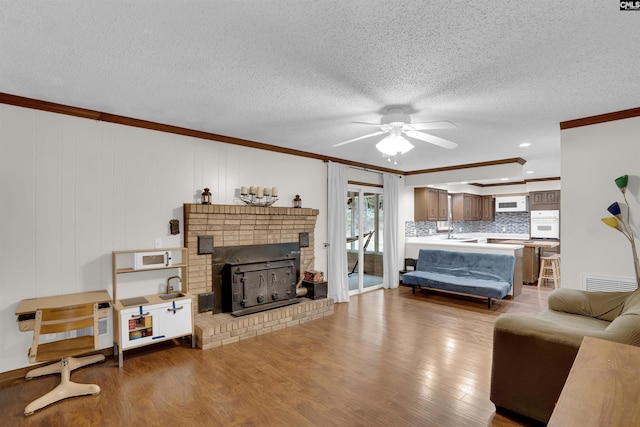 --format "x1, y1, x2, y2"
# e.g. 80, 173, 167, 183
2, 1, 640, 181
